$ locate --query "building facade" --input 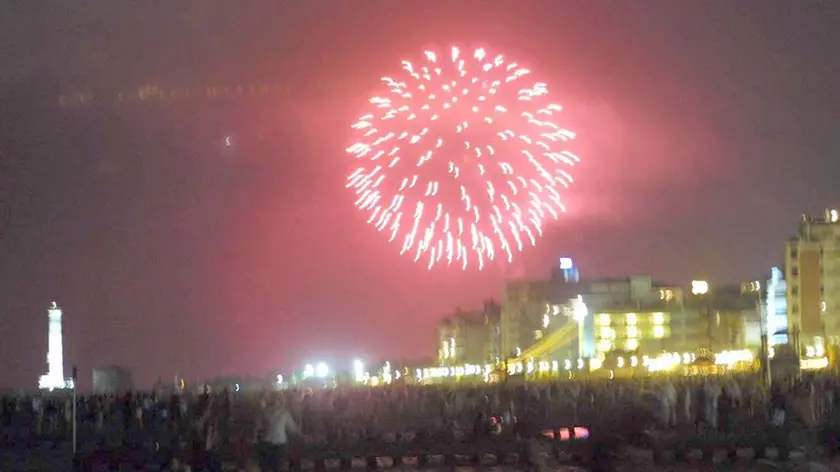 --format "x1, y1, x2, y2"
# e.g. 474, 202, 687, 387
500, 280, 553, 359
766, 267, 789, 344
680, 283, 756, 353
591, 311, 670, 356
498, 267, 759, 370
581, 276, 684, 355
580, 278, 754, 359
483, 300, 503, 364
92, 365, 134, 395
507, 275, 691, 361
785, 209, 840, 347
436, 300, 502, 366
